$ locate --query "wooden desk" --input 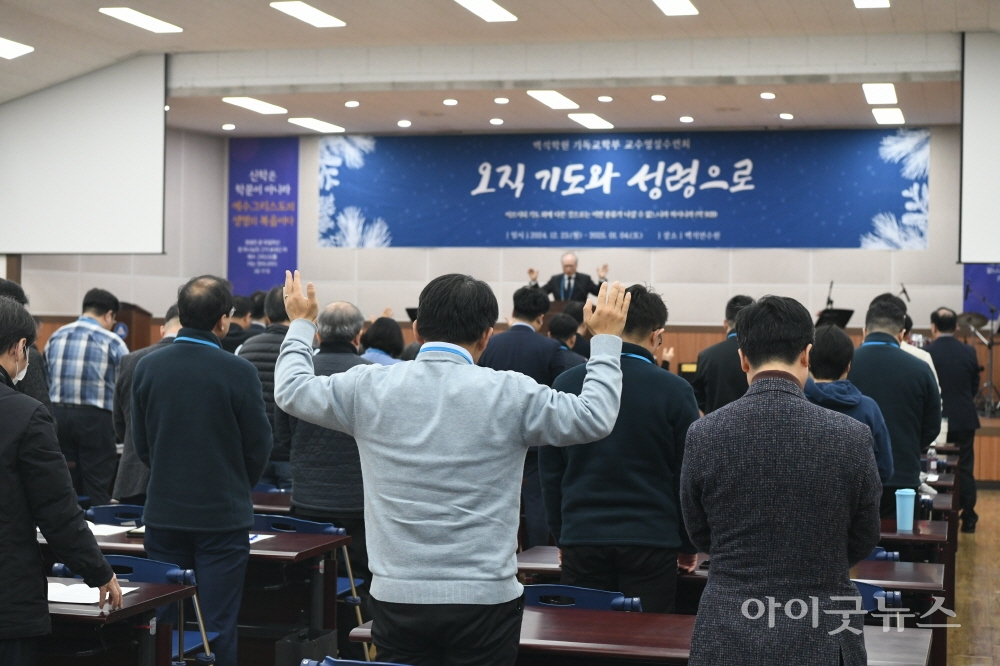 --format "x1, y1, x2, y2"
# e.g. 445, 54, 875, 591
253, 491, 292, 515
921, 454, 959, 468
924, 473, 954, 490
879, 520, 948, 544
931, 493, 956, 513
517, 546, 561, 576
